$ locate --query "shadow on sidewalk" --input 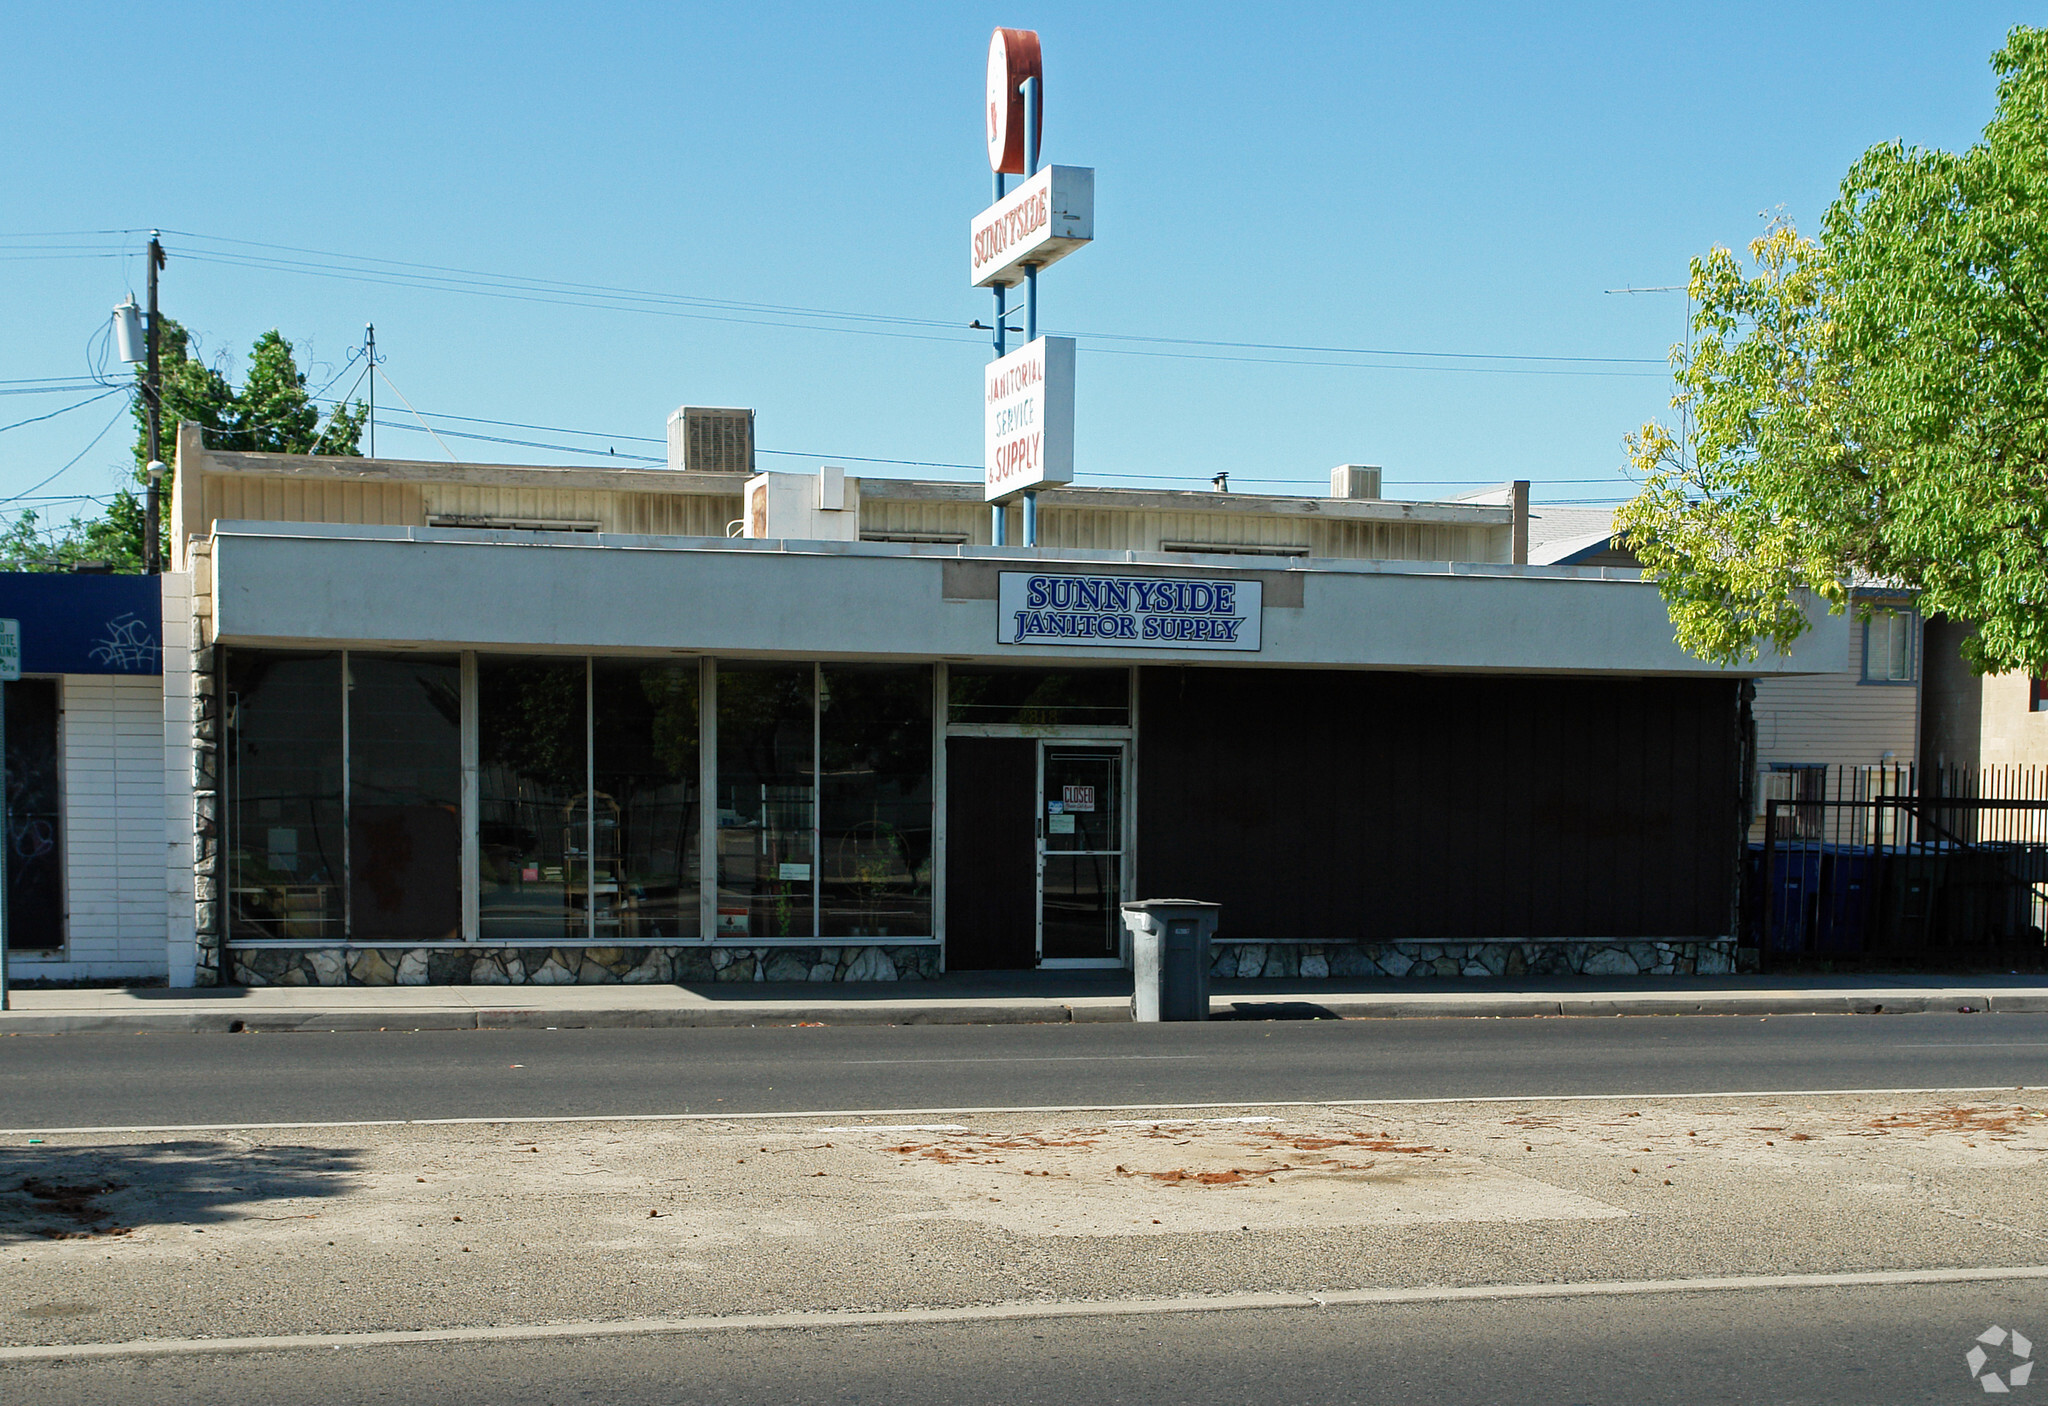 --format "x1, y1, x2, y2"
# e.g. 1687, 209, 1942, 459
0, 1141, 362, 1246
